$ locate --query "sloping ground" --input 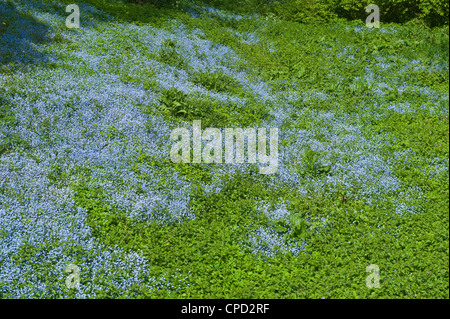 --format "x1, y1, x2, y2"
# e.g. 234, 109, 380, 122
0, 0, 448, 298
